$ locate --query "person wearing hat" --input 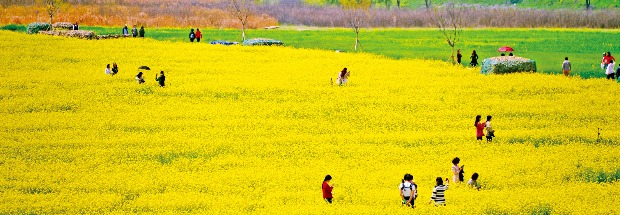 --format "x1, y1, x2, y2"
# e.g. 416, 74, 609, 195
322, 175, 335, 203
399, 173, 417, 208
